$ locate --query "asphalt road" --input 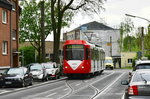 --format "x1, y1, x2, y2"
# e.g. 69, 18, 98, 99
0, 69, 131, 99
